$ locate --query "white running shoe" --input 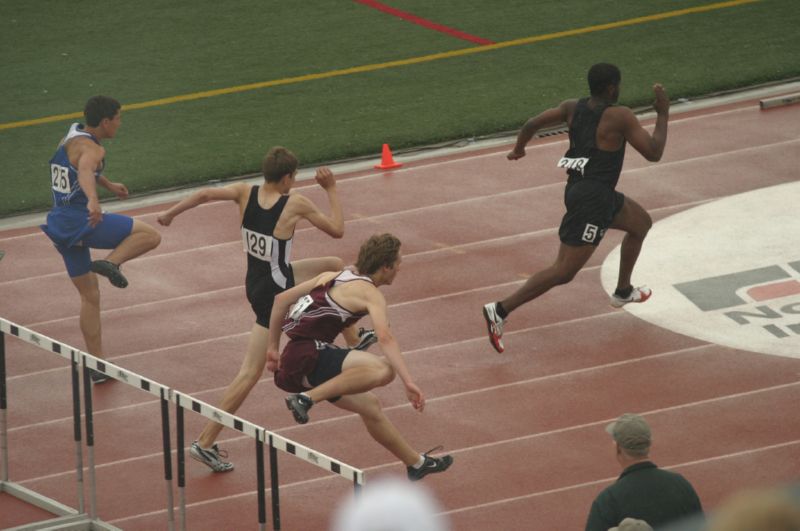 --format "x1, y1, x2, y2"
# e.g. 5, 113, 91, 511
482, 302, 505, 353
610, 286, 652, 308
190, 441, 234, 472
